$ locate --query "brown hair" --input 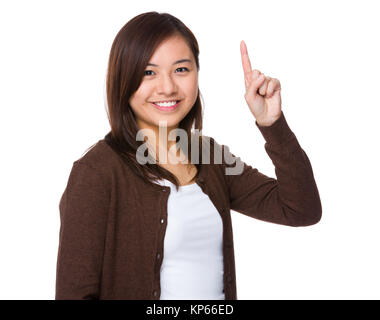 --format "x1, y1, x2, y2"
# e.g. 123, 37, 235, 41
104, 11, 205, 191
